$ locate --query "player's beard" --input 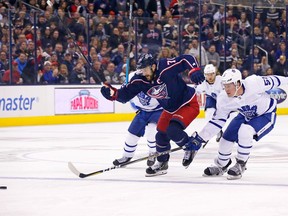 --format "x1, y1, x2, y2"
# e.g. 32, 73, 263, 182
145, 74, 154, 81
144, 67, 155, 81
